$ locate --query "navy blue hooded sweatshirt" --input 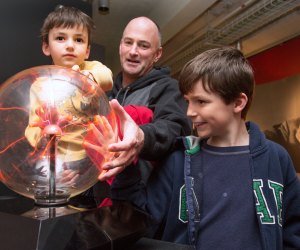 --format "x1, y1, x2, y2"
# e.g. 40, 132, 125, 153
111, 121, 300, 249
